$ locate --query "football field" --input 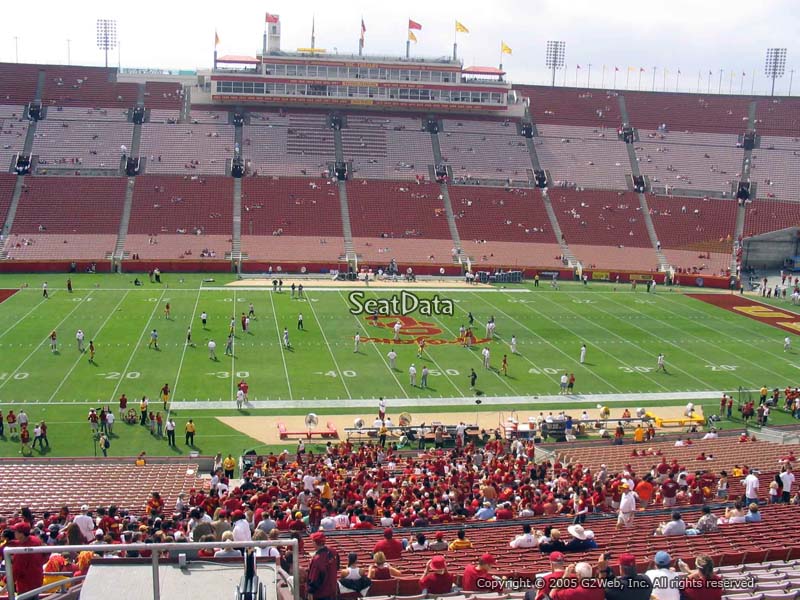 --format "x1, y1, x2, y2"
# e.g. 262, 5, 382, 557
0, 272, 798, 459
0, 273, 796, 405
